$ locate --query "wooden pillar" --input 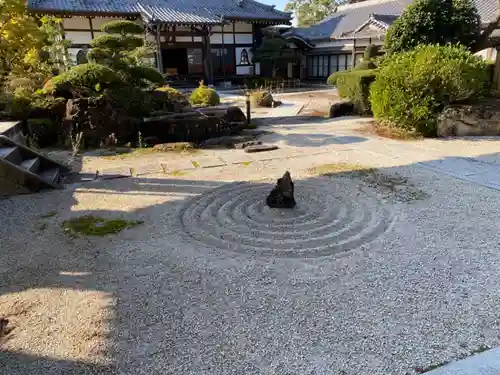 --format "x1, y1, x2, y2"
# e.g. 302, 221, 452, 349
494, 47, 500, 91
352, 39, 356, 68
202, 26, 214, 85
155, 25, 164, 73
